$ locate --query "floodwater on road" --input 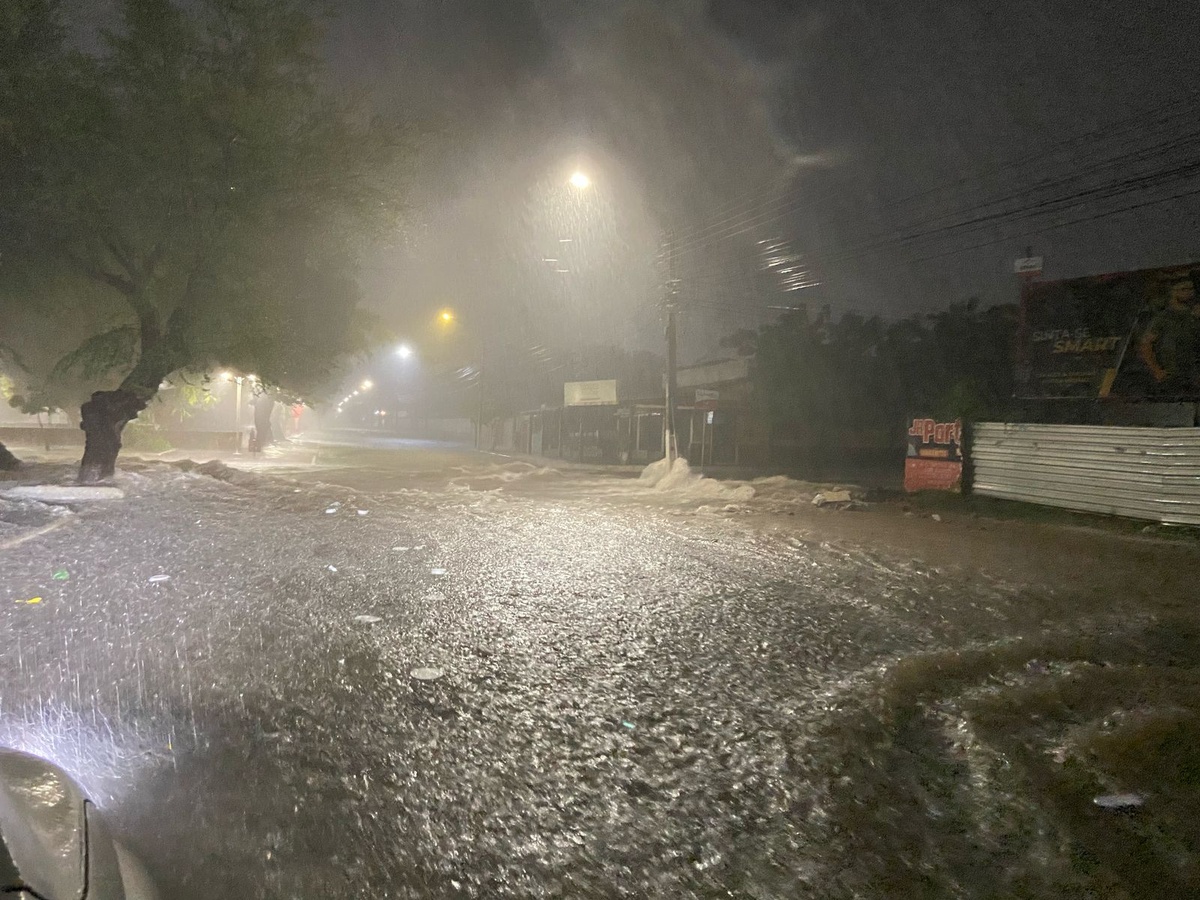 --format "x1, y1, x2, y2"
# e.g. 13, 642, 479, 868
2, 458, 1199, 898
